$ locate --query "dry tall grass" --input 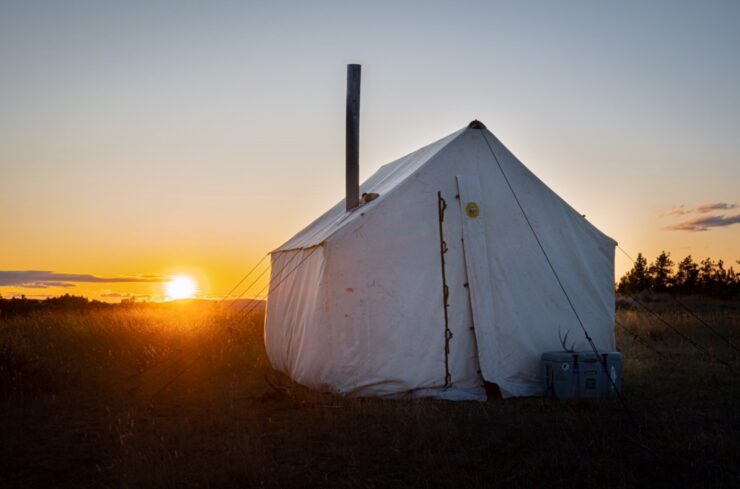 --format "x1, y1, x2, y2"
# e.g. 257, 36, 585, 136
0, 300, 738, 488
